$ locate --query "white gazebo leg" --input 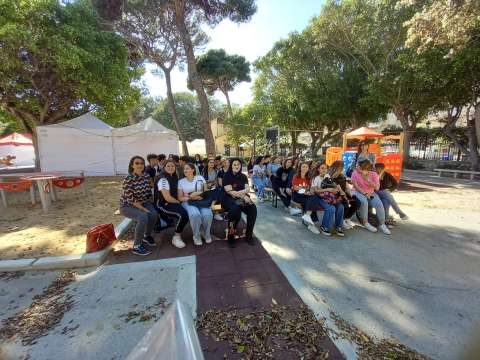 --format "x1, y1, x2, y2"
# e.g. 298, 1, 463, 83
37, 180, 50, 213
29, 185, 35, 205
0, 189, 7, 208
49, 180, 57, 202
